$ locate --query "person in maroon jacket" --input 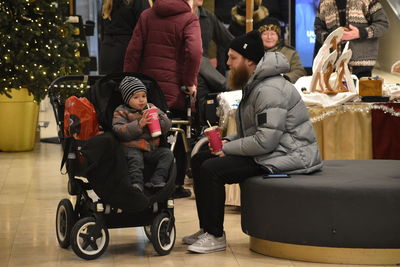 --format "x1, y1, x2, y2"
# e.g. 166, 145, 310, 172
124, 0, 202, 198
124, 0, 202, 111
